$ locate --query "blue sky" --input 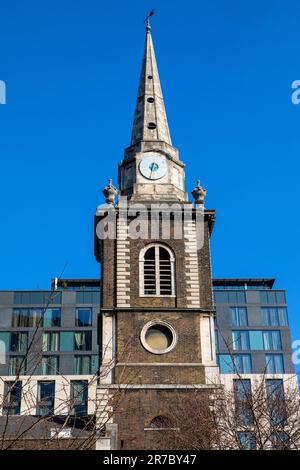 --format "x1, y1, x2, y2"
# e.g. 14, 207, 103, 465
0, 1, 299, 359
